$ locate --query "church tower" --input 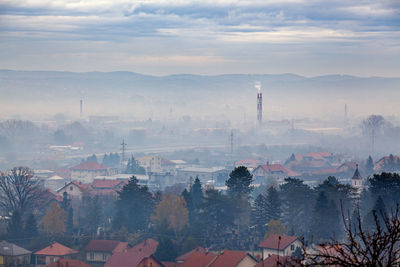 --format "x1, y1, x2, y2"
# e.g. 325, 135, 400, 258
352, 164, 363, 193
